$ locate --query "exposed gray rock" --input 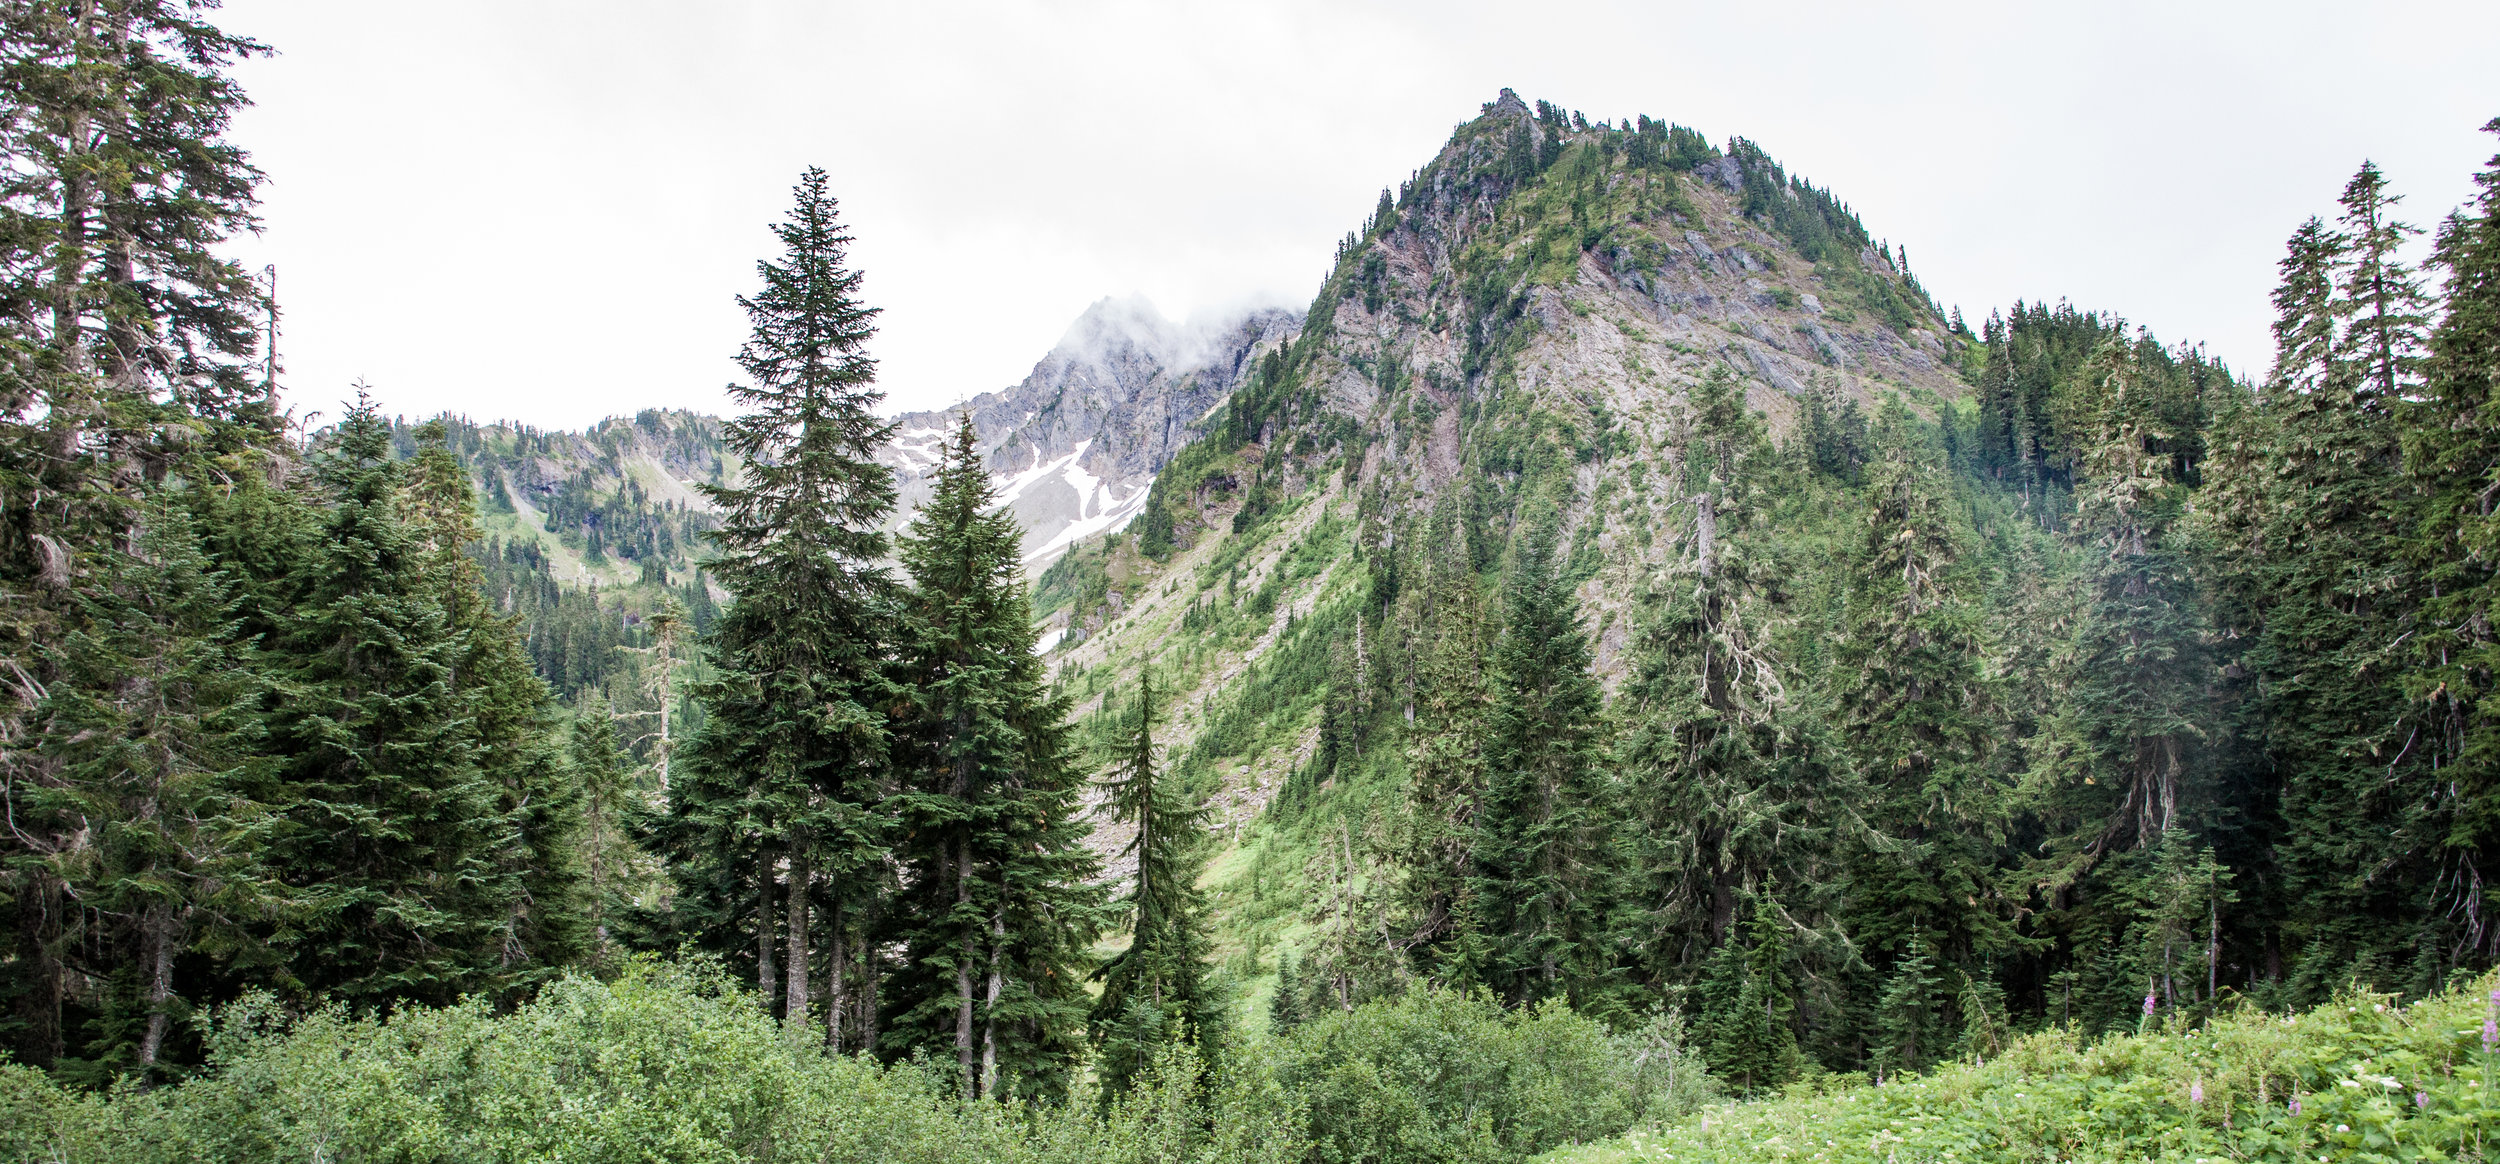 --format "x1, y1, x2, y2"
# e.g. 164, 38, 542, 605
1739, 342, 1804, 396
1799, 292, 1824, 316
882, 296, 1299, 569
1800, 319, 1847, 366
1704, 155, 1744, 192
